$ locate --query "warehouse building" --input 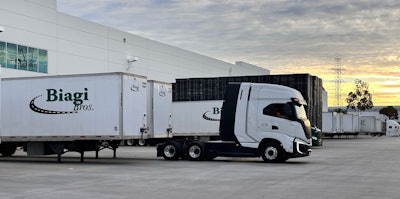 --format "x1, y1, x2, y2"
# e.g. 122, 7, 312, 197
0, 0, 269, 82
